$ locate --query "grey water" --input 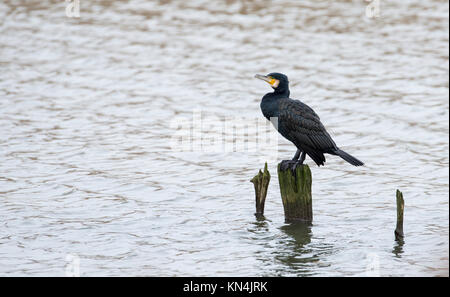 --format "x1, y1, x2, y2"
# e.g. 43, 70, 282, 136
0, 0, 448, 276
